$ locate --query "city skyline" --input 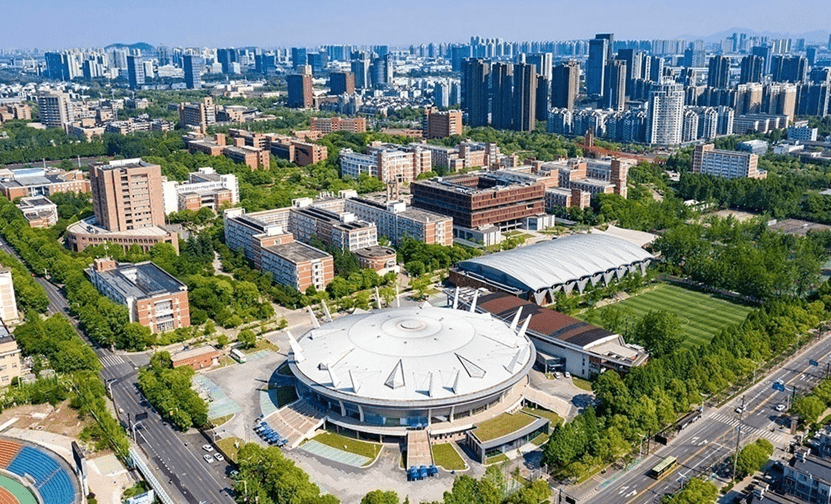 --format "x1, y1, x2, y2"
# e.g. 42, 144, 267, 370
1, 0, 829, 50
